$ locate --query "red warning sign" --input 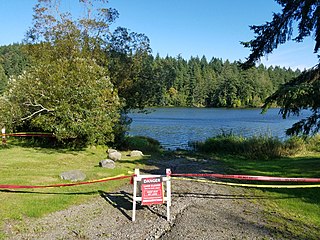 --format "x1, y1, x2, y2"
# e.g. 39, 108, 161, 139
141, 177, 164, 205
